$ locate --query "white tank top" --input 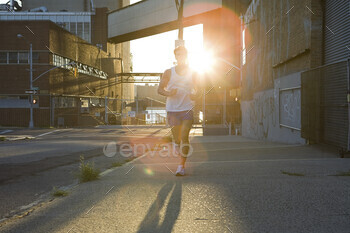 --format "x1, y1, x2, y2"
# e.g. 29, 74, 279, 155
166, 66, 194, 112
